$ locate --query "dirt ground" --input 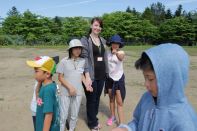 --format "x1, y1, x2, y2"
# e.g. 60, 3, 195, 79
0, 47, 197, 131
